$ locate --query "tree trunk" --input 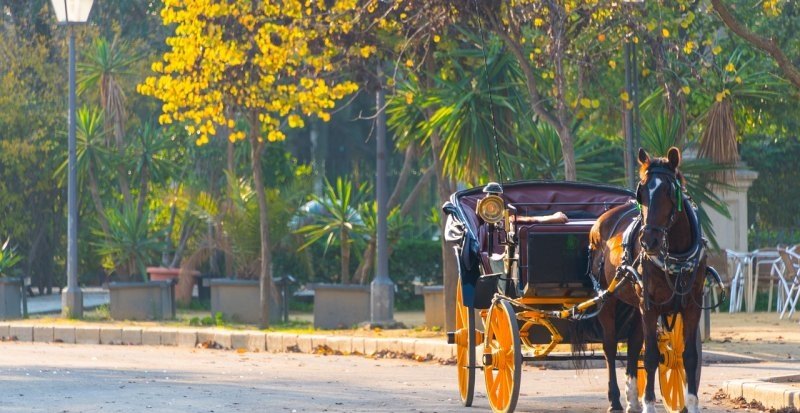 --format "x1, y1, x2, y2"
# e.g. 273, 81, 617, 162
136, 161, 150, 223
340, 227, 350, 284
551, 4, 577, 181
86, 161, 111, 237
250, 112, 273, 328
430, 129, 458, 331
356, 239, 376, 285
